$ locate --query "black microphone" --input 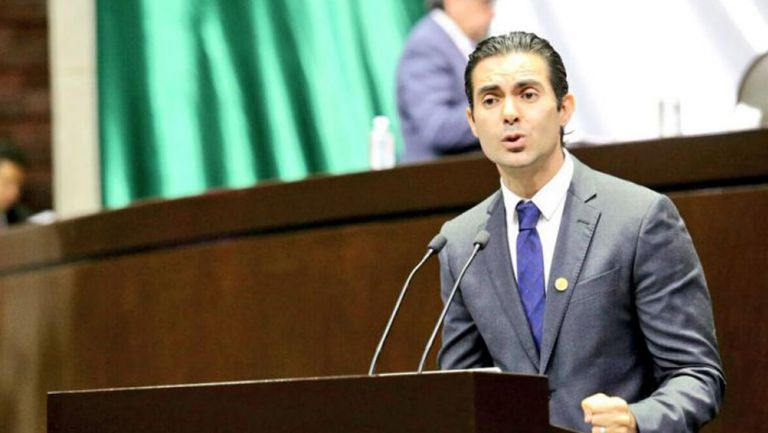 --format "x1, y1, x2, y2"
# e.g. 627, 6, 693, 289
368, 233, 448, 376
417, 230, 490, 373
